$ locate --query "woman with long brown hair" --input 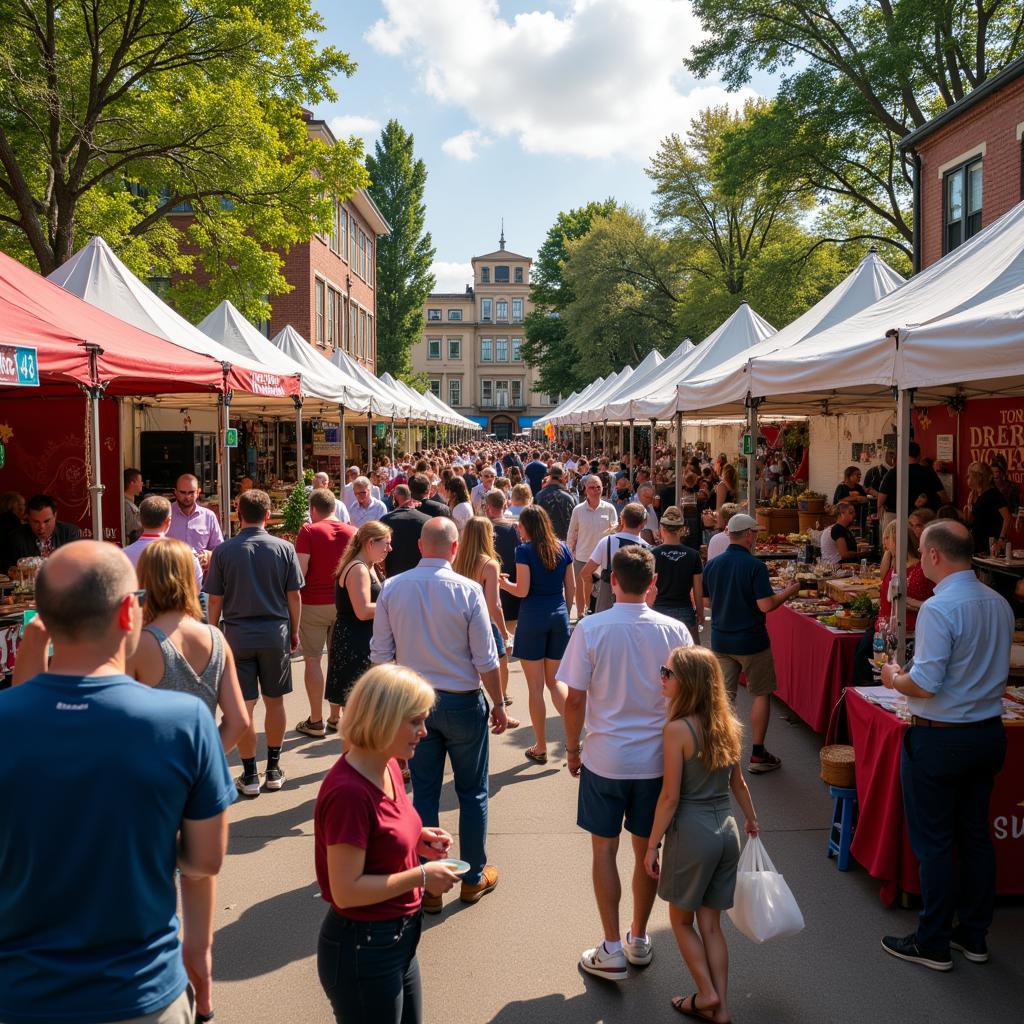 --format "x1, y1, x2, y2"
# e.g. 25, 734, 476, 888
644, 646, 759, 1024
712, 463, 738, 513
325, 521, 392, 720
453, 517, 519, 728
499, 505, 574, 764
